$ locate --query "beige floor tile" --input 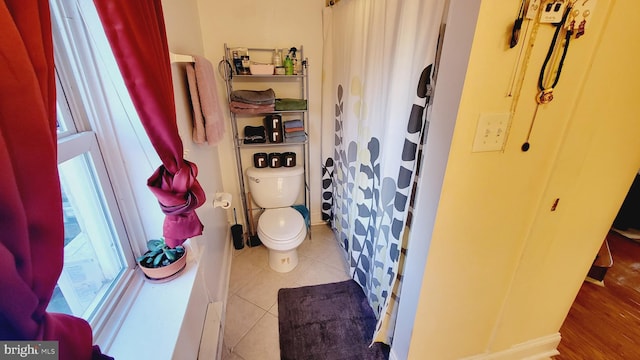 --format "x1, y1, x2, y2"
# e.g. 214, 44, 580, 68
268, 301, 278, 317
221, 344, 245, 360
298, 234, 340, 260
224, 294, 266, 348
241, 245, 269, 269
273, 227, 349, 287
229, 250, 263, 295
235, 268, 298, 311
310, 224, 335, 240
234, 313, 280, 360
308, 225, 350, 273
295, 257, 351, 287
232, 244, 247, 258
326, 252, 351, 275
222, 351, 245, 360
224, 224, 351, 359
317, 239, 349, 270
275, 254, 312, 284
